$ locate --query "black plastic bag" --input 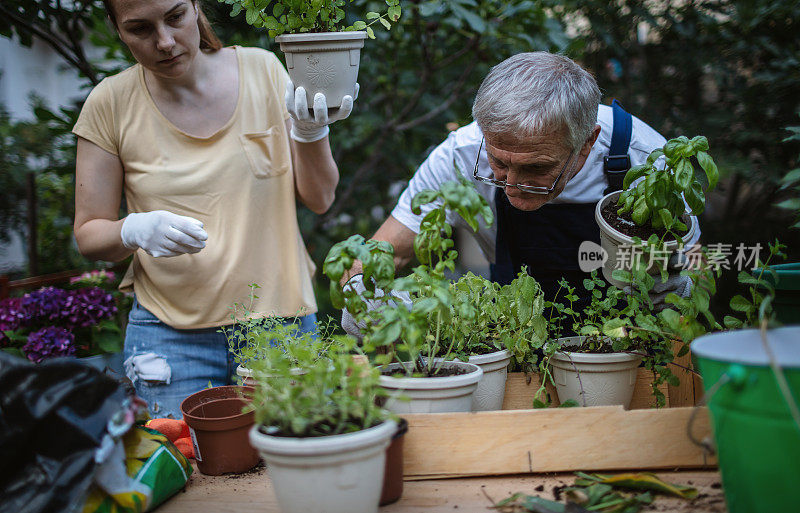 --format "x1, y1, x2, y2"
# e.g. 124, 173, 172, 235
0, 352, 129, 513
